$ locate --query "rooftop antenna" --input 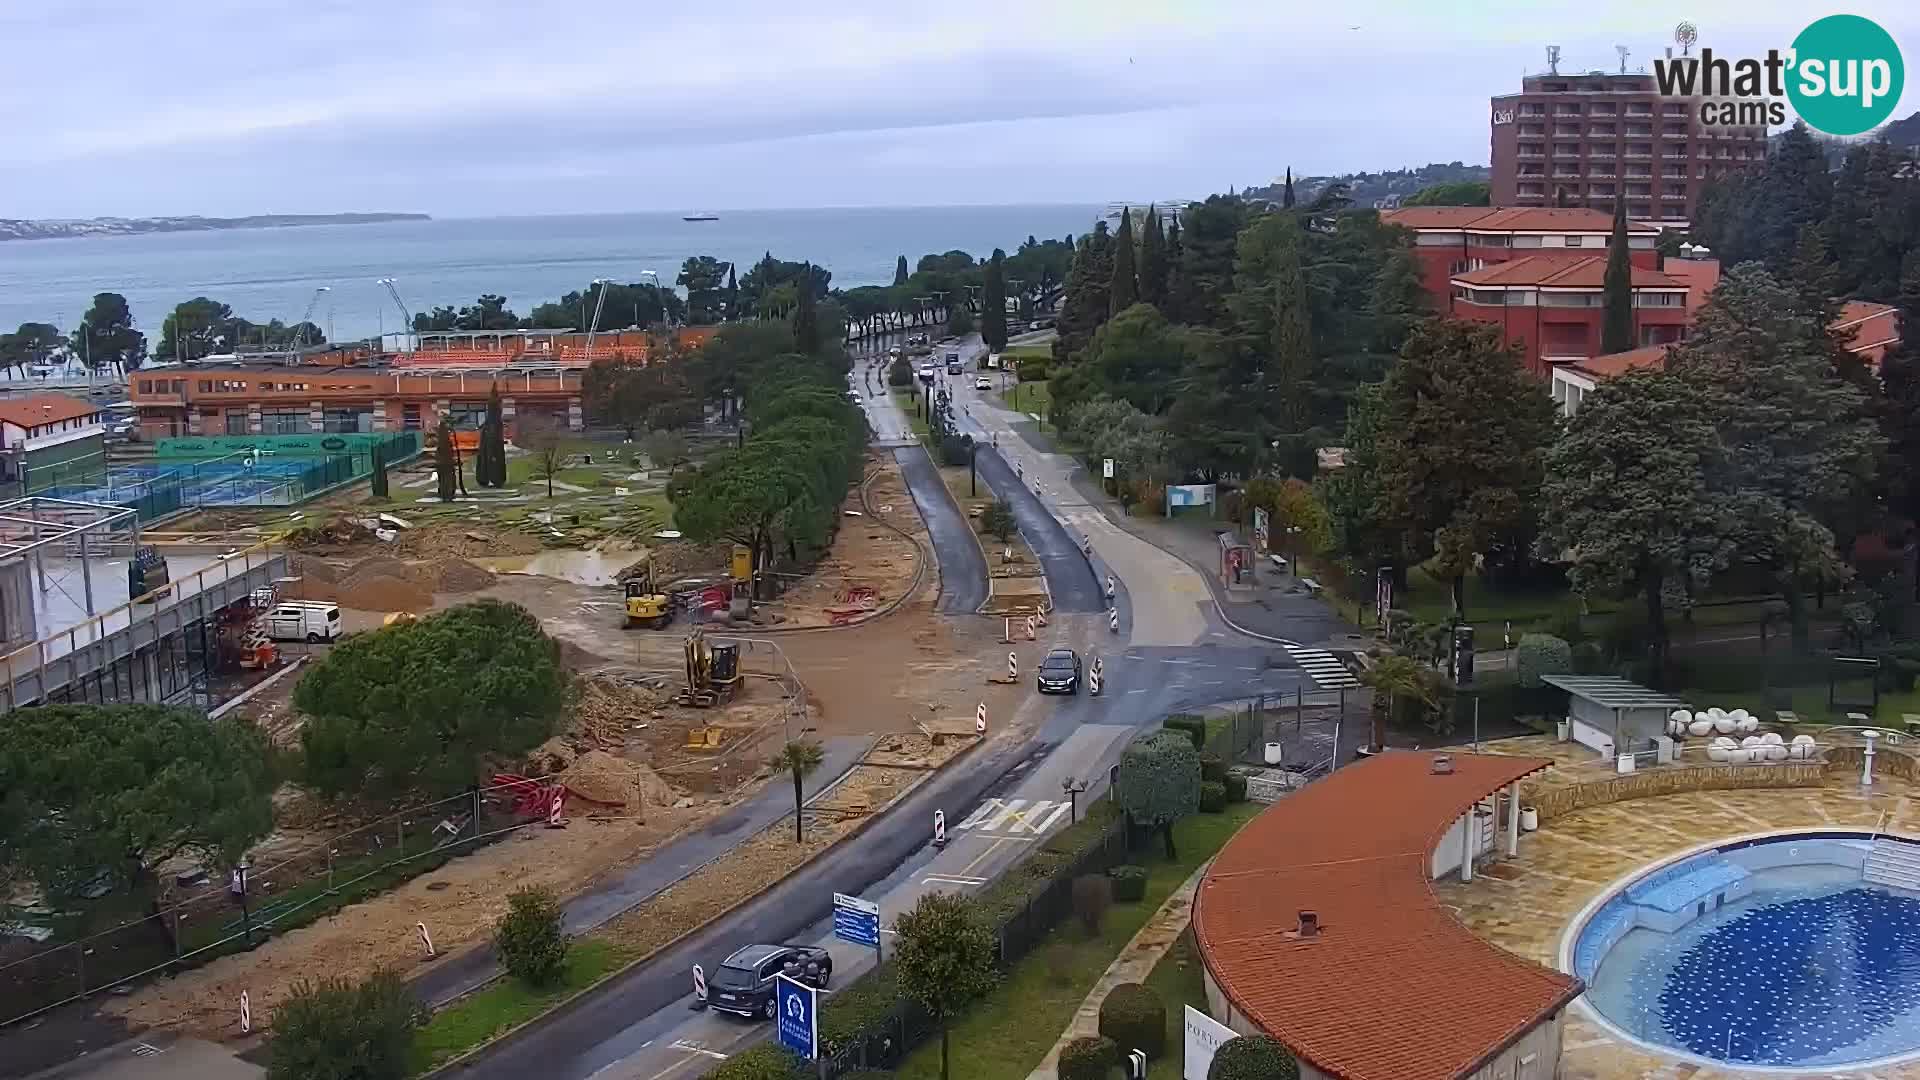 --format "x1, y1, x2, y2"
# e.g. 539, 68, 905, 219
1616, 45, 1630, 74
1675, 21, 1698, 57
1546, 45, 1561, 75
